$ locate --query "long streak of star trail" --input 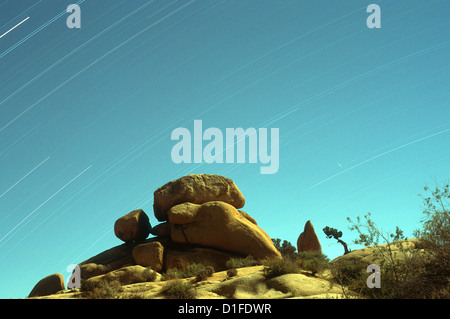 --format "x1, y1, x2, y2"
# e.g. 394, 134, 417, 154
0, 16, 29, 39
0, 0, 85, 59
0, 156, 50, 200
0, 165, 92, 245
0, 0, 194, 132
